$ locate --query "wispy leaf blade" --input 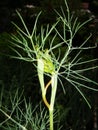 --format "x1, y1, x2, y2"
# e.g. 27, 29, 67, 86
66, 78, 91, 108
